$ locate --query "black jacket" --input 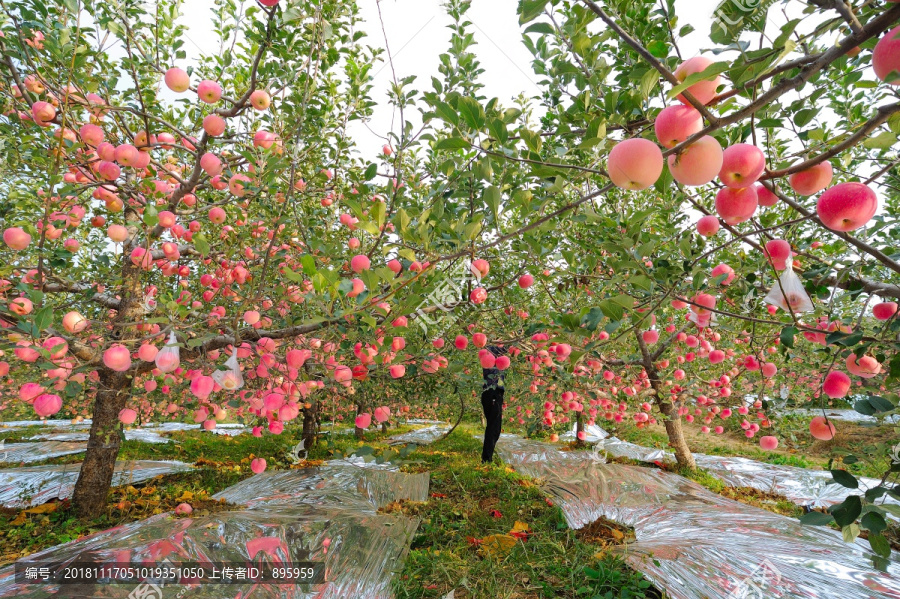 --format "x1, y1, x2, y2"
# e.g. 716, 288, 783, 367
482, 345, 508, 389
